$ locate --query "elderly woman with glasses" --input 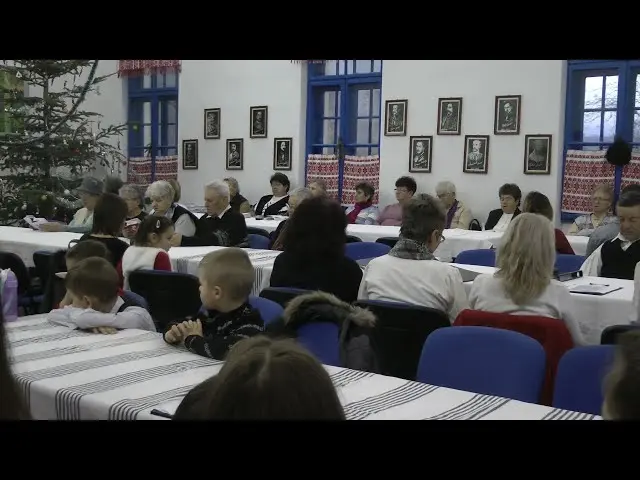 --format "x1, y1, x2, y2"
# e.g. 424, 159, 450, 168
146, 180, 198, 237
377, 176, 416, 226
435, 180, 472, 229
568, 184, 617, 236
358, 194, 469, 322
119, 184, 148, 238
